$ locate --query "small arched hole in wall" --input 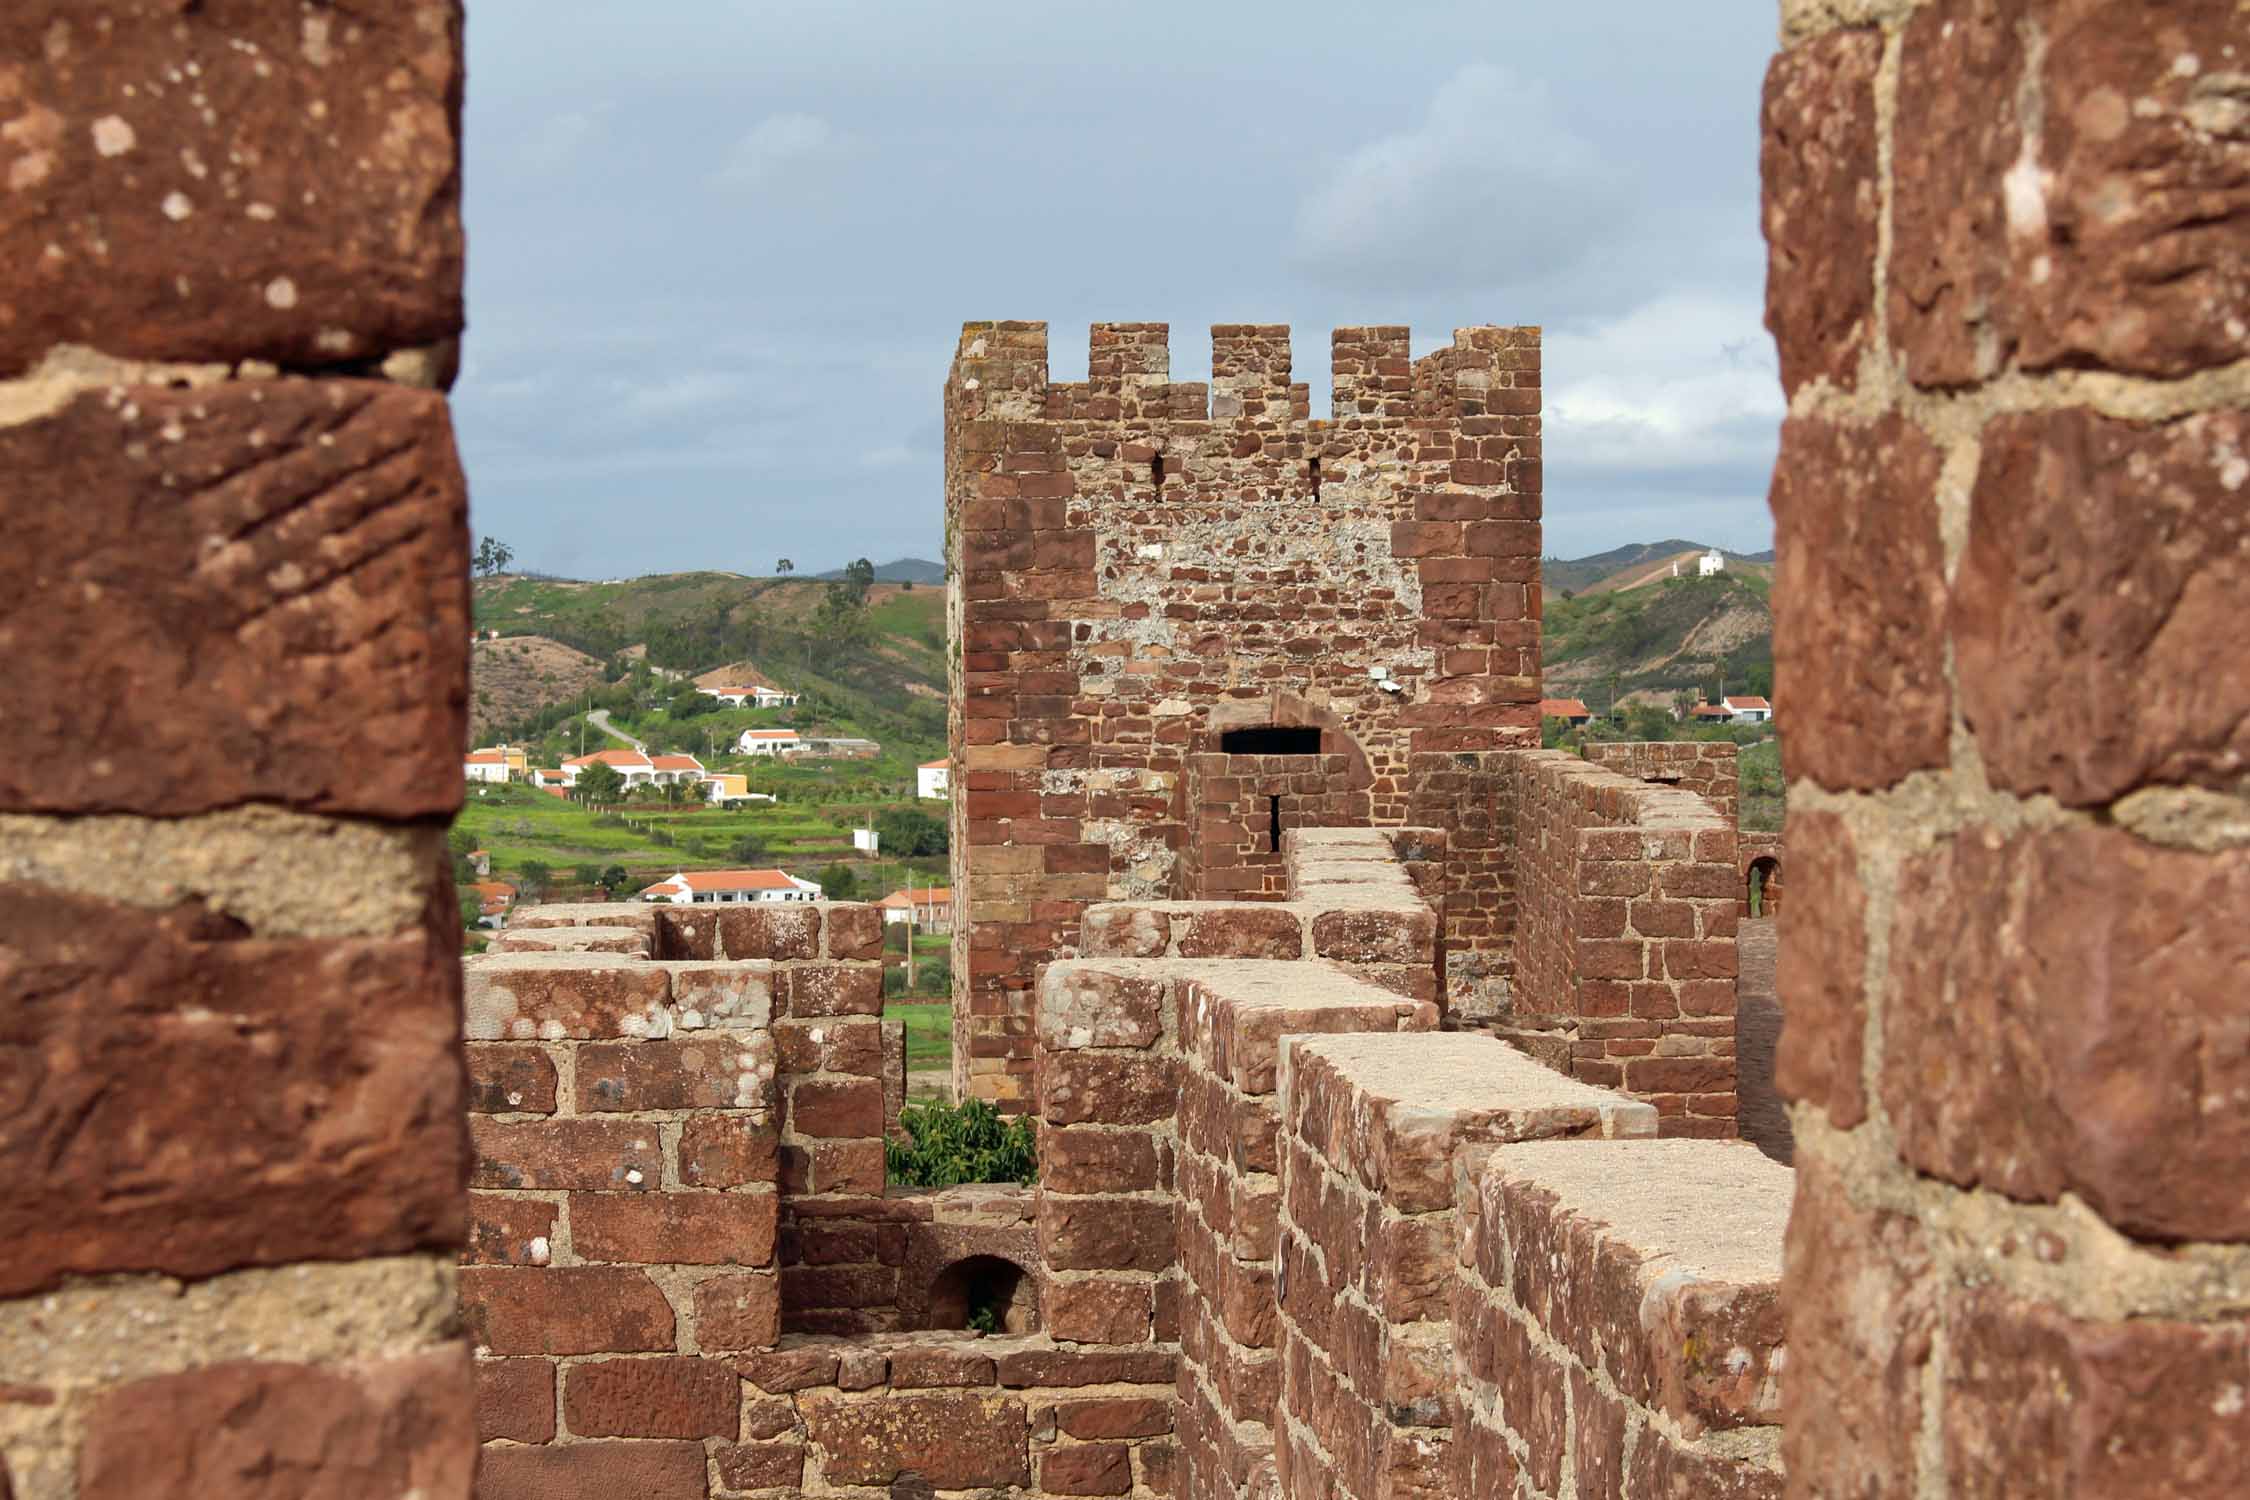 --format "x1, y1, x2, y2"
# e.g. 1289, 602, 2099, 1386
1748, 856, 1781, 918
1308, 455, 1322, 497
1150, 452, 1166, 489
1218, 726, 1322, 756
924, 1254, 1039, 1335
